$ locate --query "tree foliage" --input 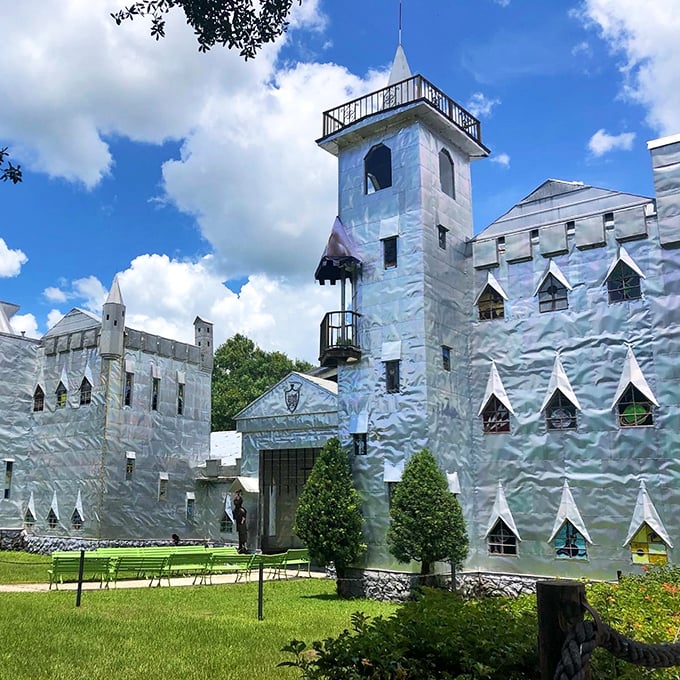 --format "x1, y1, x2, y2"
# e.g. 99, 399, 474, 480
387, 449, 468, 576
0, 147, 22, 184
211, 333, 312, 431
111, 0, 301, 58
294, 437, 365, 595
